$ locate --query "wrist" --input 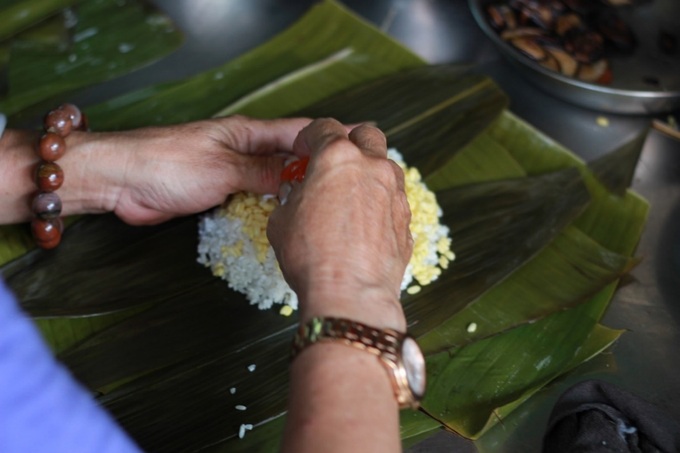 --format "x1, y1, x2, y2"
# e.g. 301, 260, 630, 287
0, 129, 39, 223
62, 131, 132, 217
299, 284, 407, 333
284, 339, 402, 453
